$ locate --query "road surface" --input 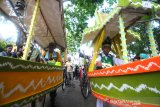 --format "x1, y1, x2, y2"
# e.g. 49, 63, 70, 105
44, 79, 97, 107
